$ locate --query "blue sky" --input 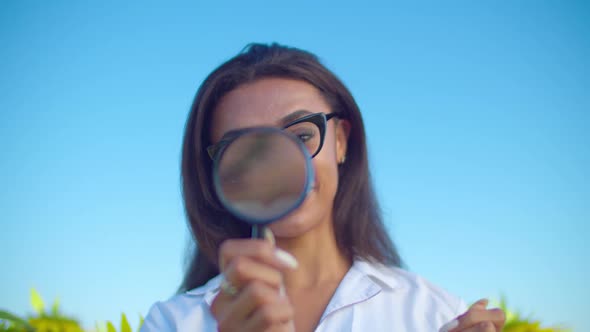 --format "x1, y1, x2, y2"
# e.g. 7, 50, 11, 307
1, 1, 588, 330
